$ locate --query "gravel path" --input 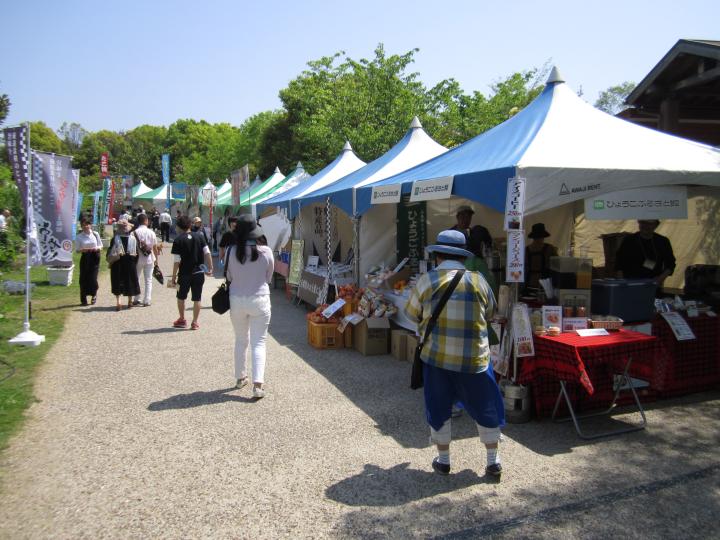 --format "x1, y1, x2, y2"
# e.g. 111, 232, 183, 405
0, 246, 719, 539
